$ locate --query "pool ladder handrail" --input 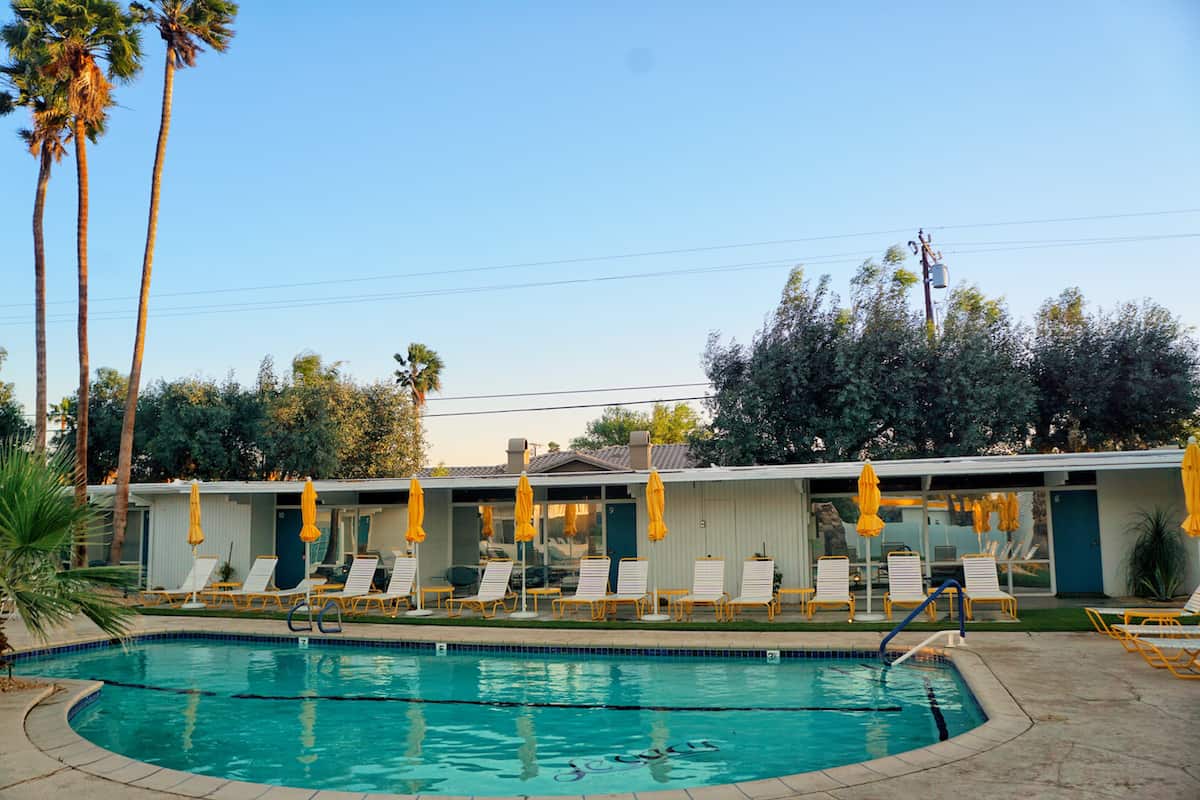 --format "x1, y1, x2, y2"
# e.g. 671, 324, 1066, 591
286, 599, 343, 634
879, 579, 965, 664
